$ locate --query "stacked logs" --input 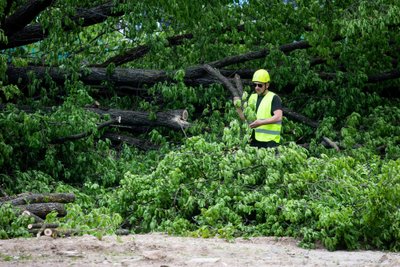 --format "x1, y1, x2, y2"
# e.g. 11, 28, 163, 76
27, 223, 79, 238
1, 192, 130, 238
0, 192, 75, 220
0, 192, 75, 237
